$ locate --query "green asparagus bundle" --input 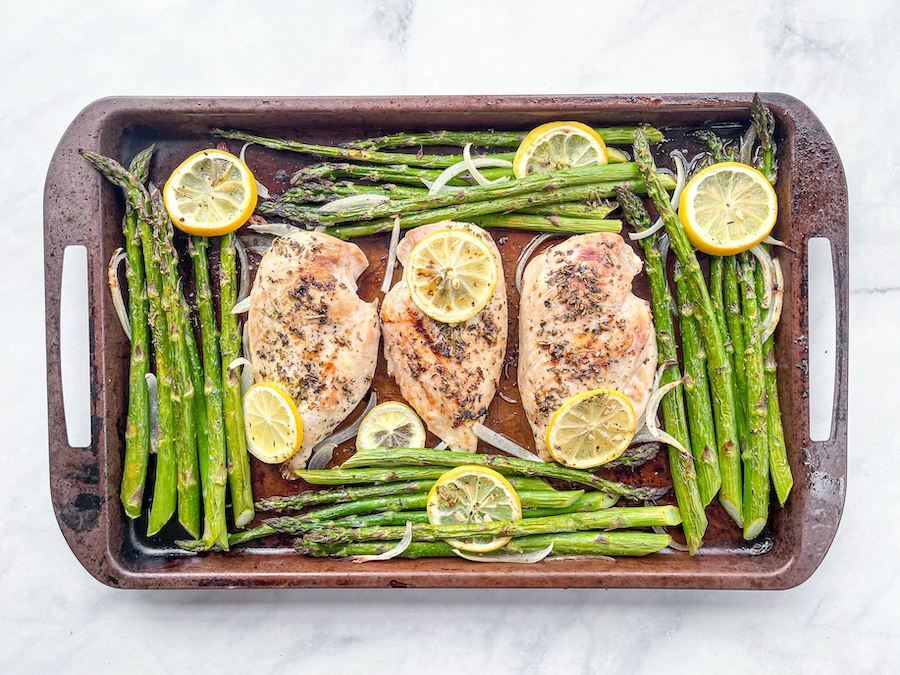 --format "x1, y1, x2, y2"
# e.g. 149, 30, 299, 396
340, 448, 670, 501
297, 531, 671, 558
615, 187, 707, 554
632, 130, 744, 526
